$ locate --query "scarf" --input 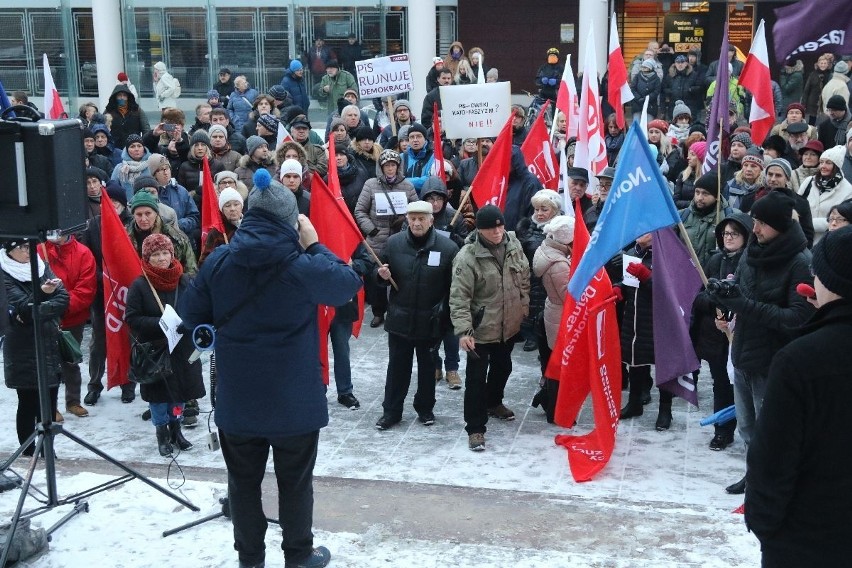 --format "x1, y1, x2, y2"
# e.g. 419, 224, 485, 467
143, 260, 183, 292
815, 170, 843, 193
0, 251, 44, 282
829, 113, 850, 146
